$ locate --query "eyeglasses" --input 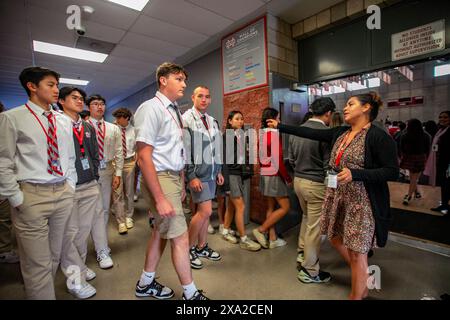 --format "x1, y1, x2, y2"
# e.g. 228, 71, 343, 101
71, 95, 84, 102
90, 102, 105, 107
